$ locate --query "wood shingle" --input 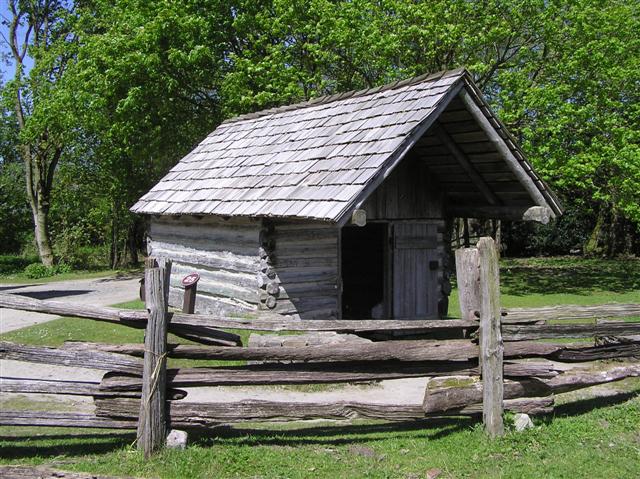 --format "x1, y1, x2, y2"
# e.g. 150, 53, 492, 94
132, 68, 561, 221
